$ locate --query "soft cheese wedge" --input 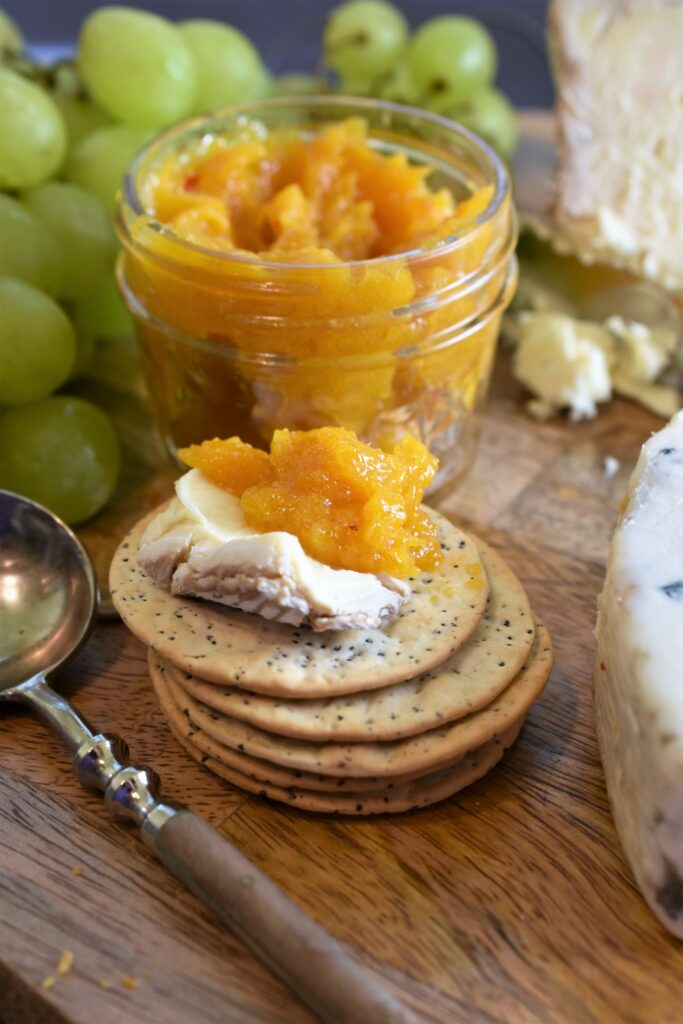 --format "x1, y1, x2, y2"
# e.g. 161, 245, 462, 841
138, 469, 410, 632
595, 411, 683, 937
